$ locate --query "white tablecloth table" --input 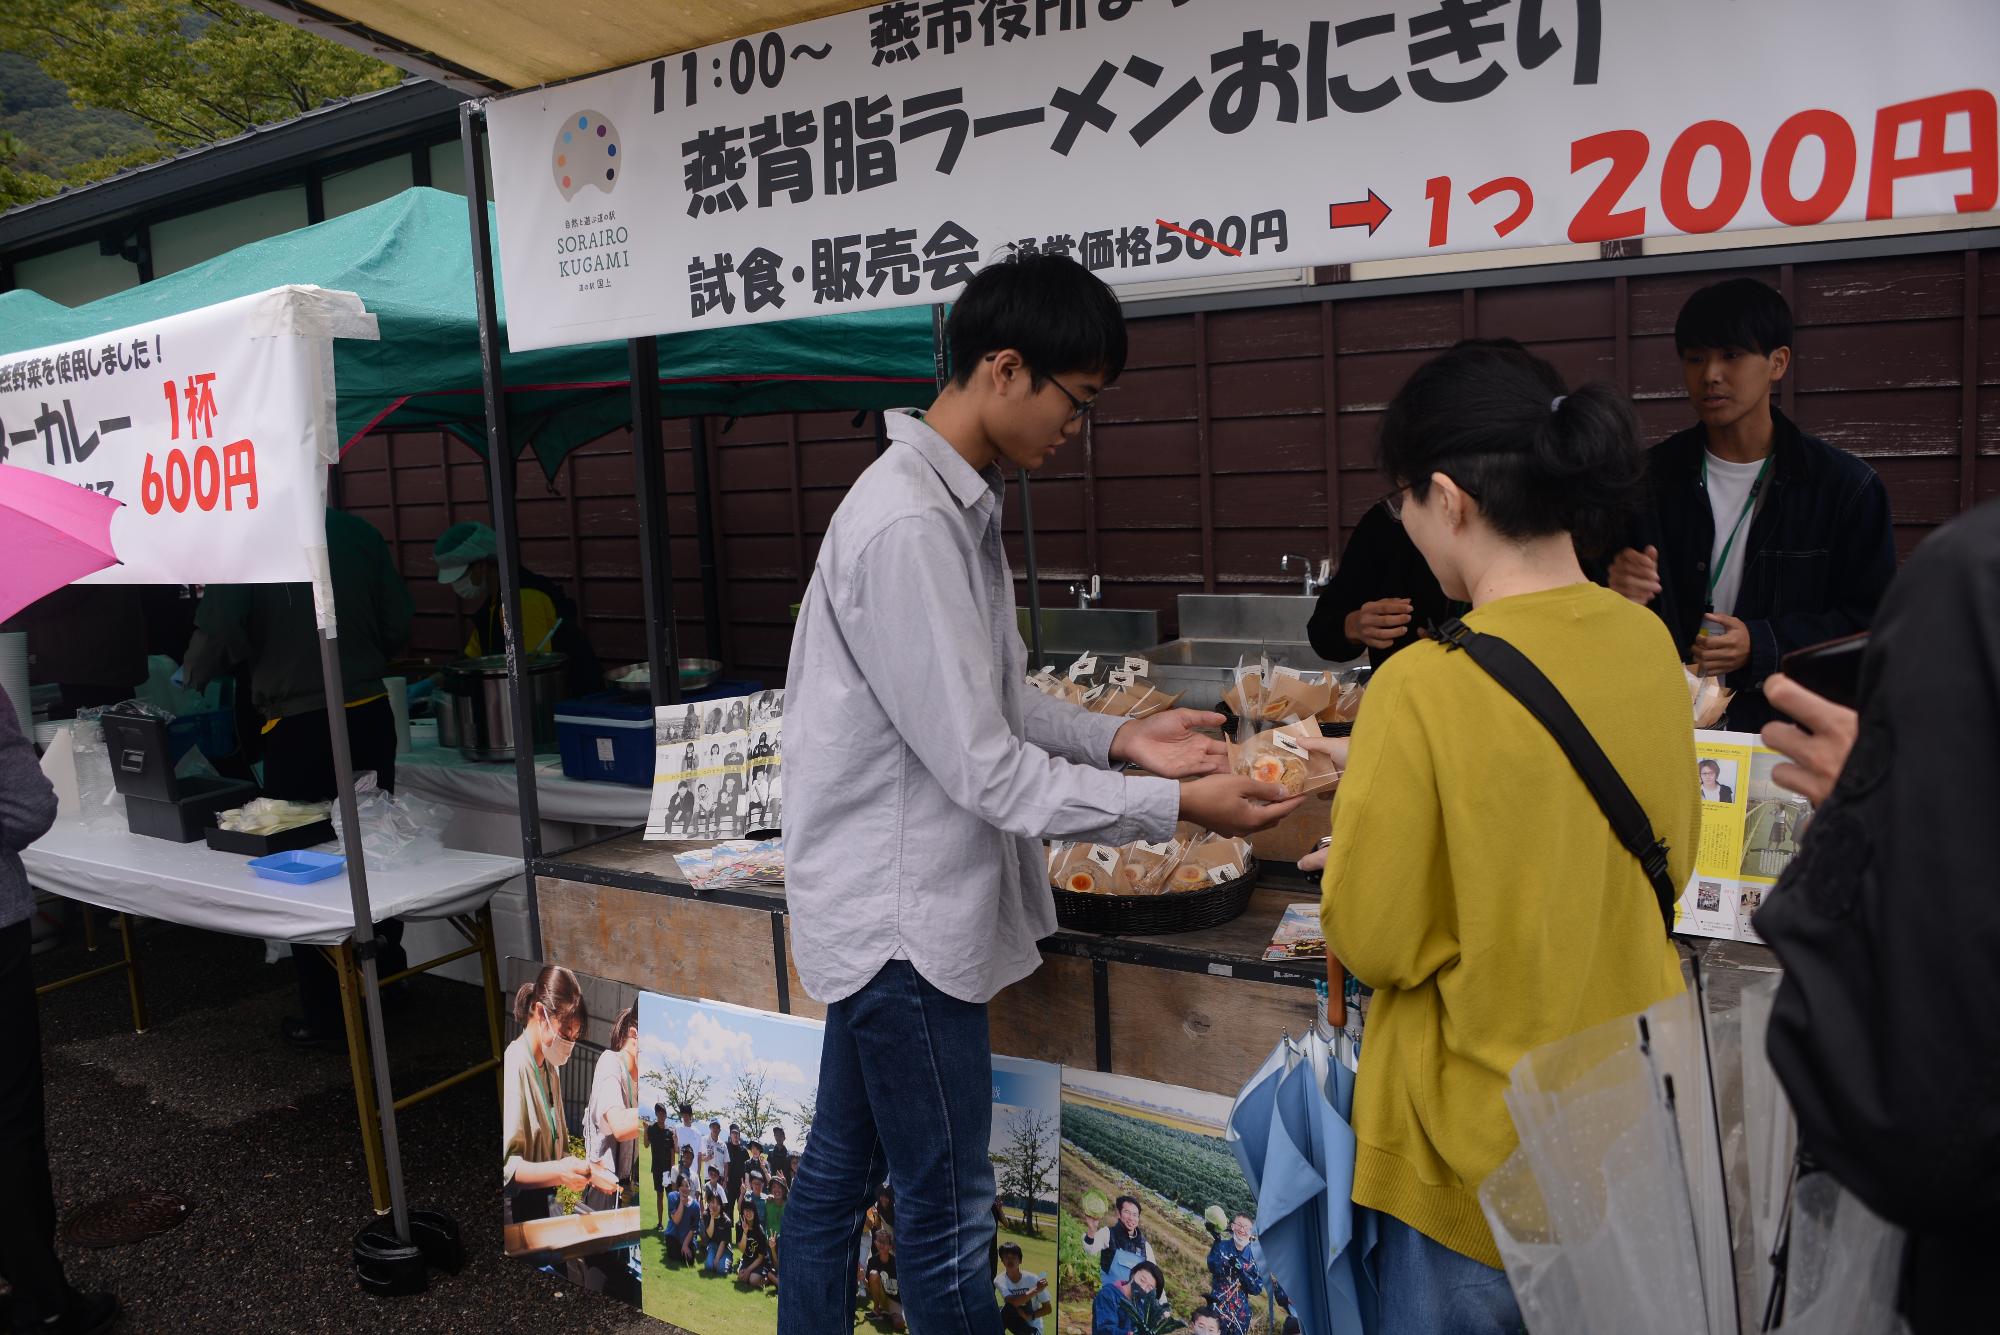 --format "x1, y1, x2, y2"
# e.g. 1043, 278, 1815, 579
393, 734, 647, 982
25, 818, 522, 1214
24, 821, 523, 946
397, 736, 651, 825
